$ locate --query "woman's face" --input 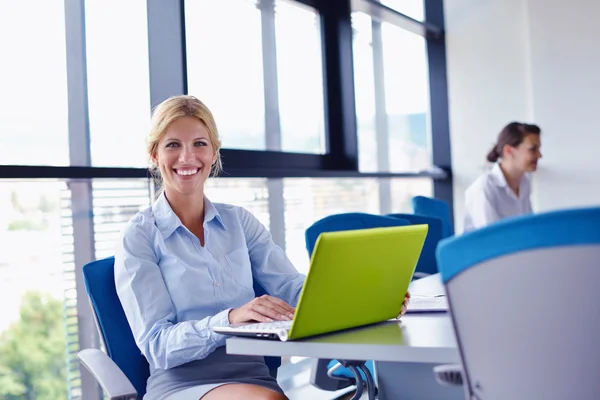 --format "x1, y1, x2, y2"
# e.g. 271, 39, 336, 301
152, 116, 216, 196
508, 134, 542, 172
